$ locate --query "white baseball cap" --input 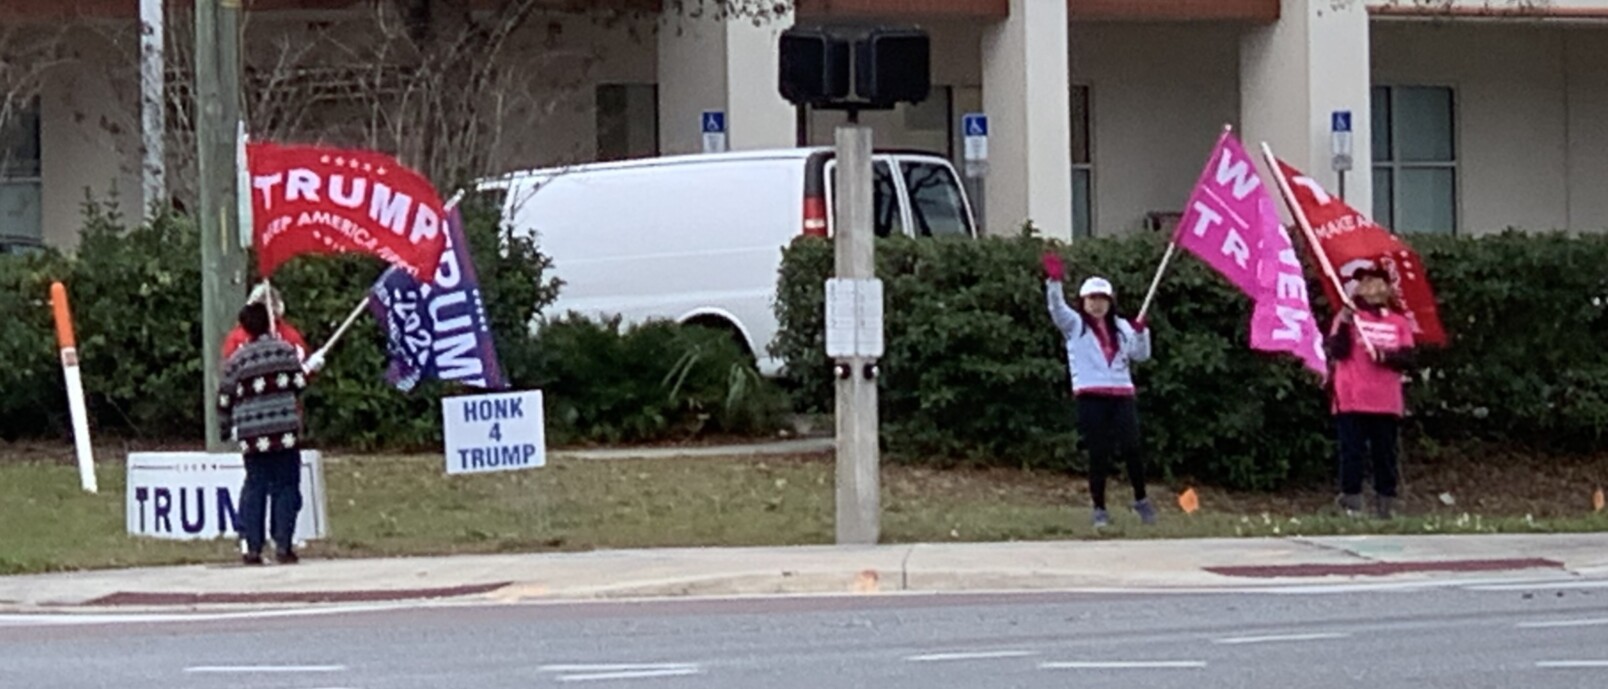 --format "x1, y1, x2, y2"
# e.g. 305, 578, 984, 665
1079, 277, 1115, 299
